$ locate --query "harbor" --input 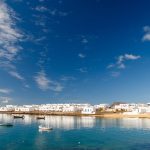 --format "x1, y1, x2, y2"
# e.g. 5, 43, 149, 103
1, 114, 150, 150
